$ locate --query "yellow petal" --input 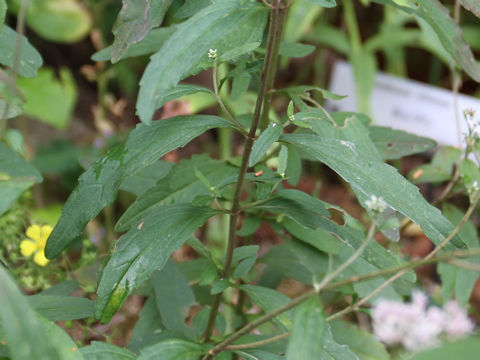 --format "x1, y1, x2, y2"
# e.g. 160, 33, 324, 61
26, 225, 42, 243
39, 225, 53, 247
20, 240, 37, 257
33, 251, 50, 266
